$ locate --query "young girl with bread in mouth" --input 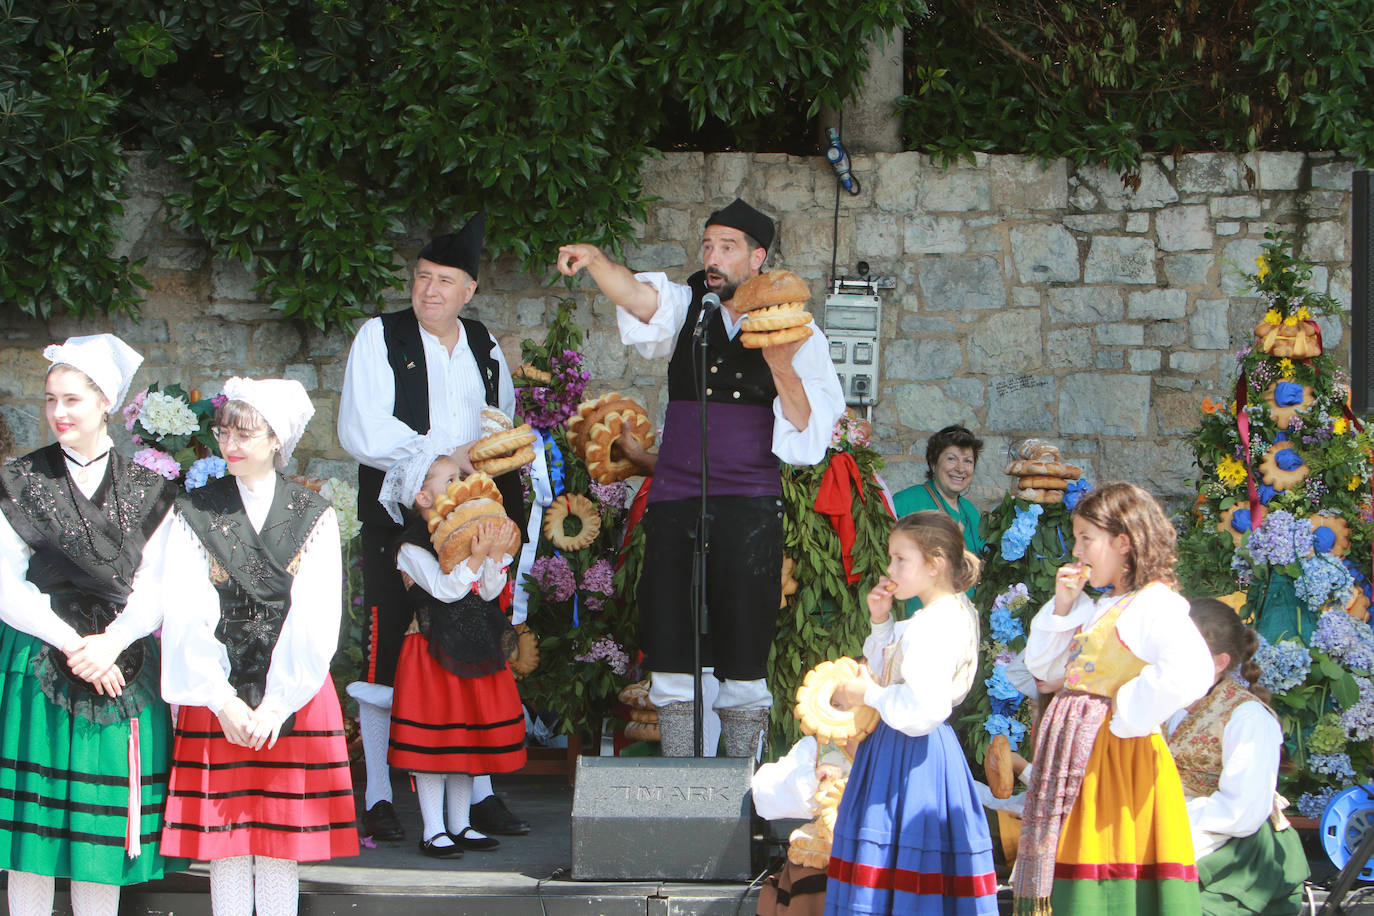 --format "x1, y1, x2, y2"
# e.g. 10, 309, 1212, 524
377, 449, 525, 858
1014, 482, 1213, 915
824, 511, 997, 915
